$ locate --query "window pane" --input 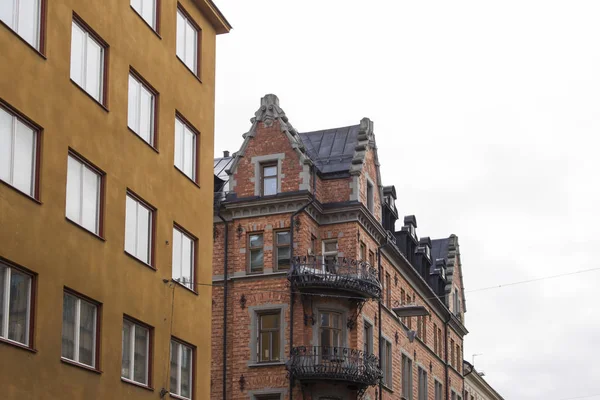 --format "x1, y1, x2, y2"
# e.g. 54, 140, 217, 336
122, 320, 132, 379
320, 329, 330, 348
70, 23, 85, 86
13, 120, 35, 195
181, 235, 193, 287
0, 266, 5, 335
78, 300, 96, 366
7, 270, 30, 344
62, 293, 77, 360
125, 195, 137, 256
176, 11, 185, 61
277, 247, 290, 269
174, 119, 184, 171
81, 166, 100, 233
250, 250, 263, 271
184, 21, 197, 73
86, 37, 103, 101
263, 176, 277, 195
17, 0, 40, 48
183, 128, 194, 179
259, 332, 269, 361
141, 0, 155, 29
181, 345, 192, 398
0, 109, 13, 183
249, 234, 263, 248
131, 0, 142, 14
261, 314, 278, 329
324, 241, 337, 253
271, 331, 280, 360
134, 325, 149, 384
277, 231, 290, 245
139, 85, 153, 143
172, 229, 182, 281
264, 166, 277, 177
169, 341, 178, 394
0, 0, 14, 29
137, 203, 151, 263
66, 156, 82, 223
127, 75, 139, 132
